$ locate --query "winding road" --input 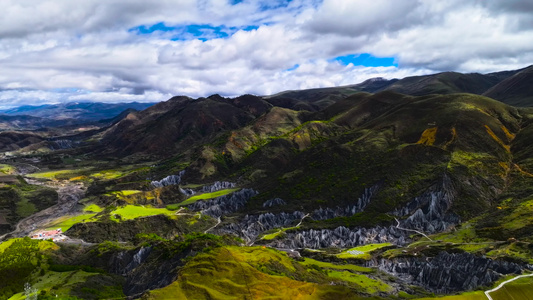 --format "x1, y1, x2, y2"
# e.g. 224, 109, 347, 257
204, 217, 221, 234
484, 273, 533, 300
394, 217, 433, 241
